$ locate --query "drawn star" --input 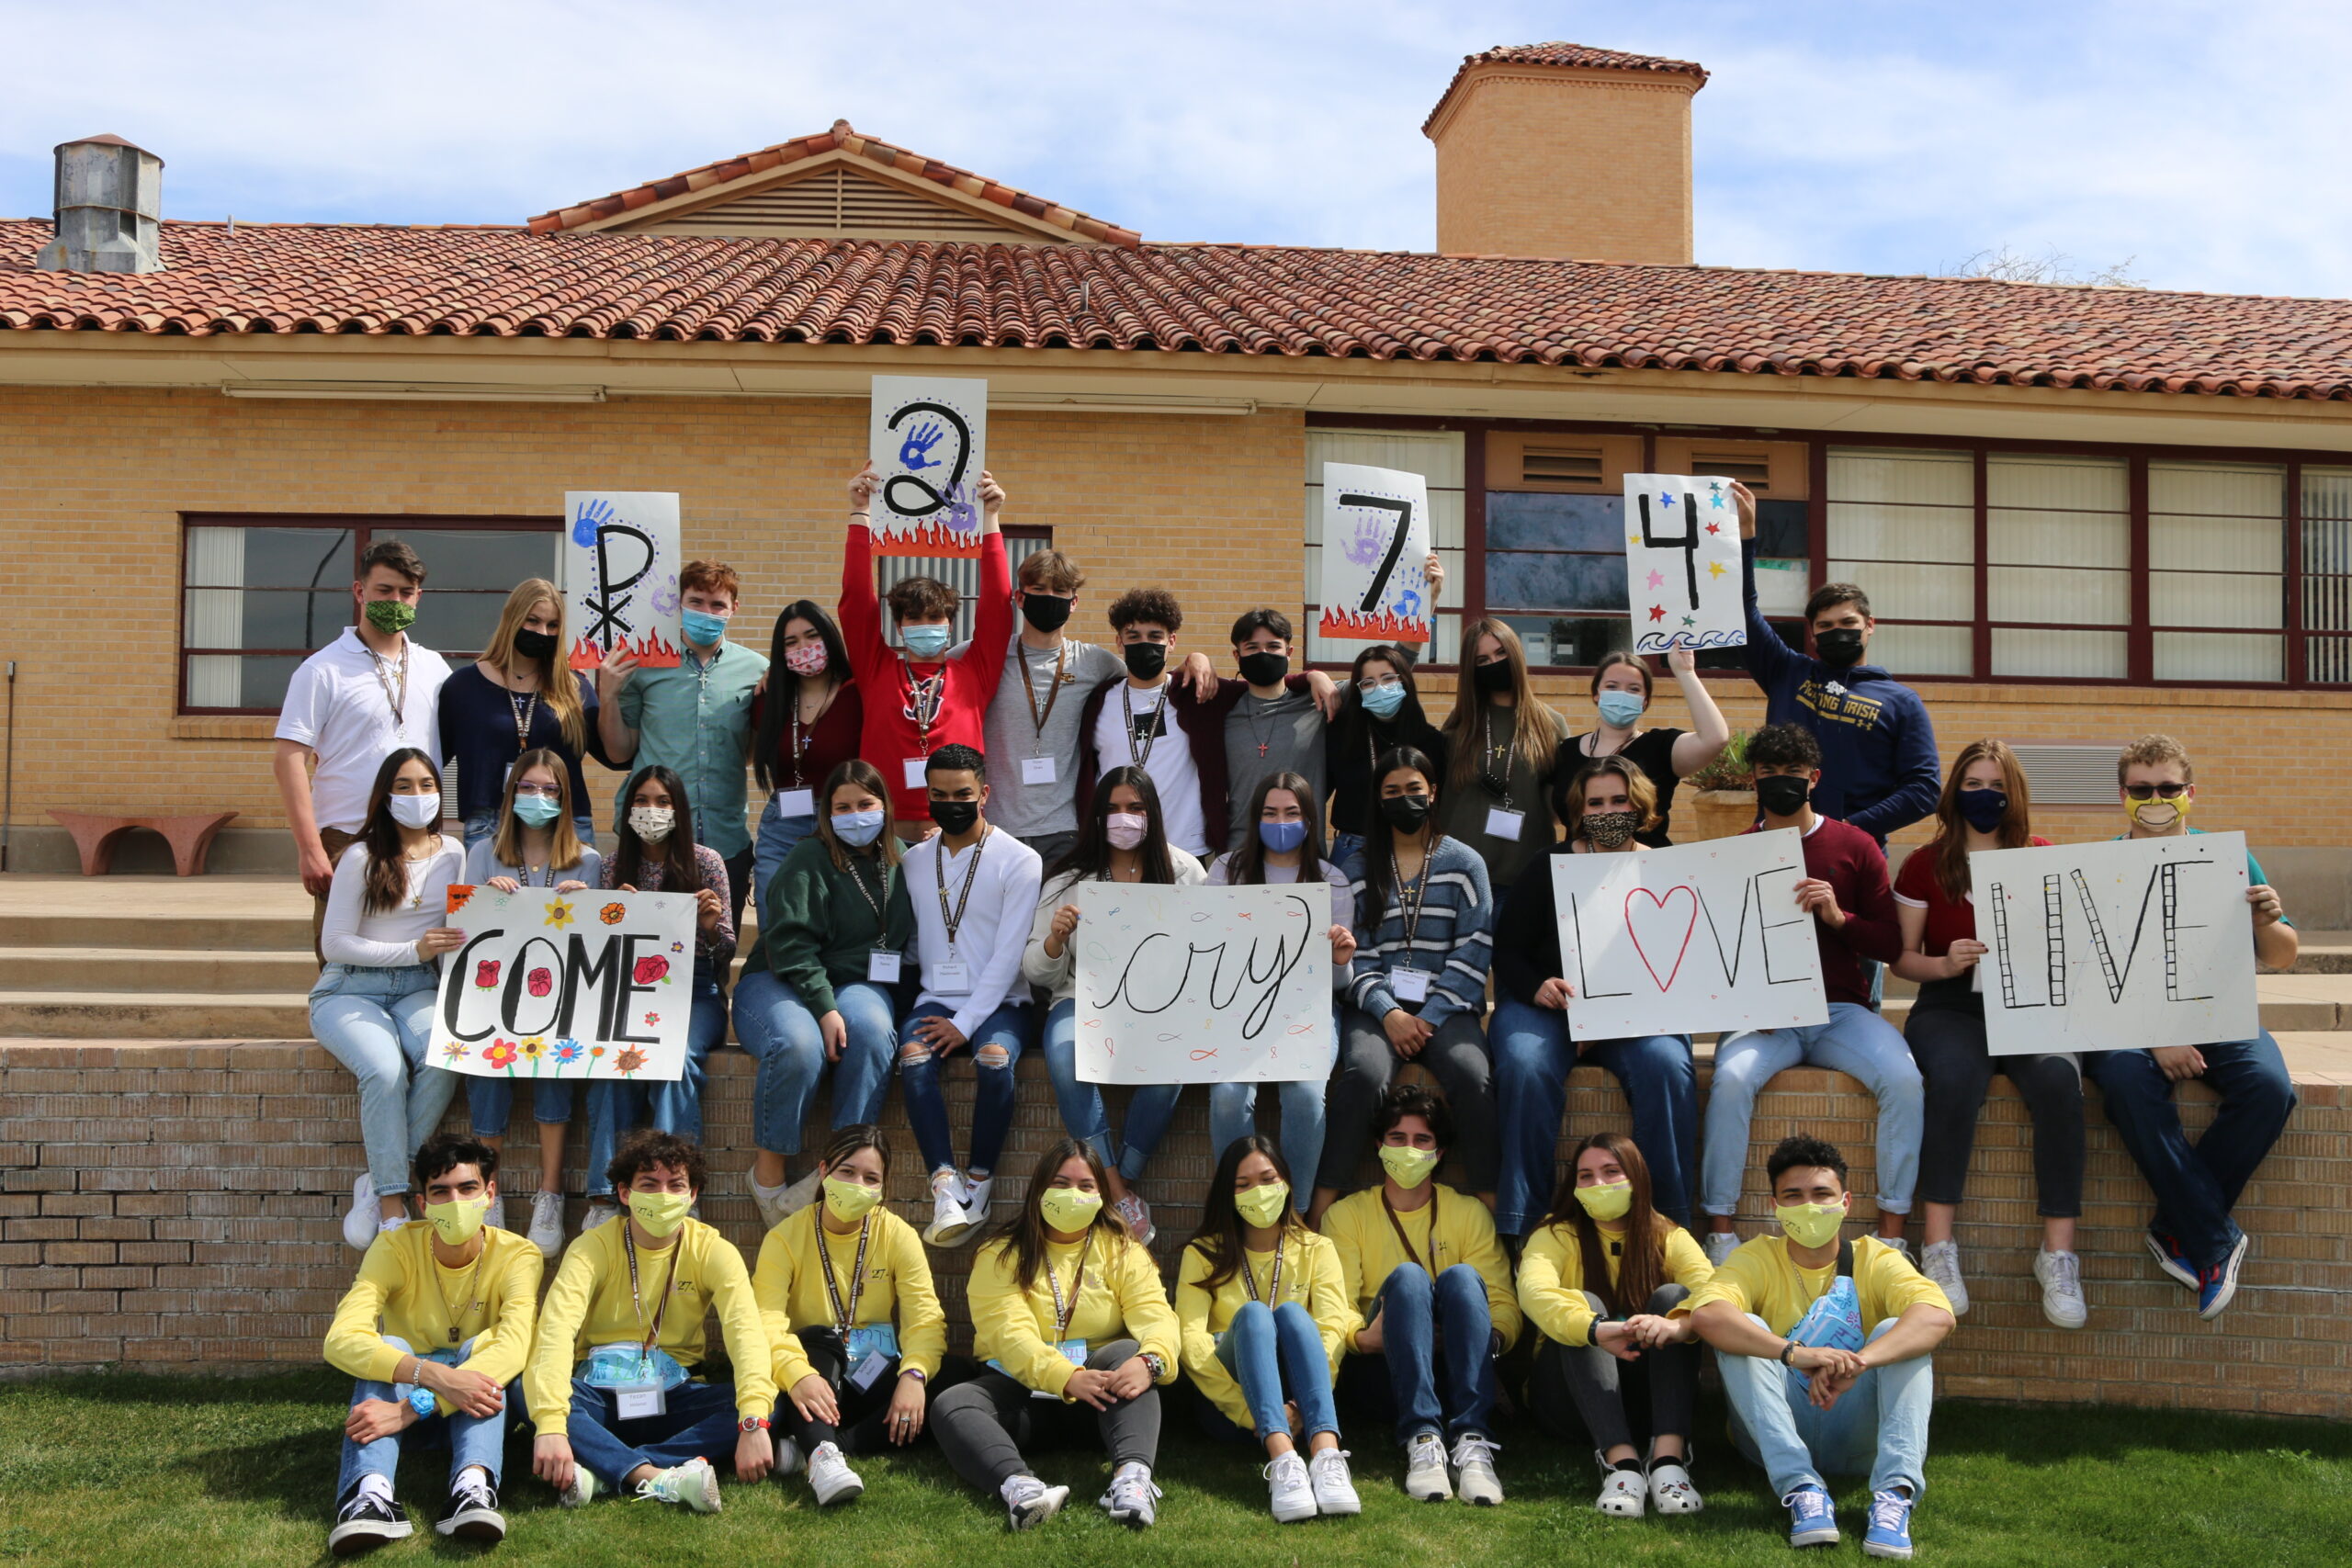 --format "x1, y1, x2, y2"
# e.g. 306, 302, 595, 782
1645, 569, 1666, 590
1647, 604, 1668, 622
1711, 487, 1728, 508
1708, 560, 1727, 579
1705, 522, 1722, 536
1628, 533, 1642, 545
1682, 615, 1696, 627
1661, 492, 1679, 509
